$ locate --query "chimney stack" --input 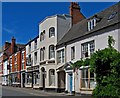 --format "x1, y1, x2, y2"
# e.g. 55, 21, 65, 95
11, 36, 16, 54
4, 41, 10, 50
70, 2, 85, 25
